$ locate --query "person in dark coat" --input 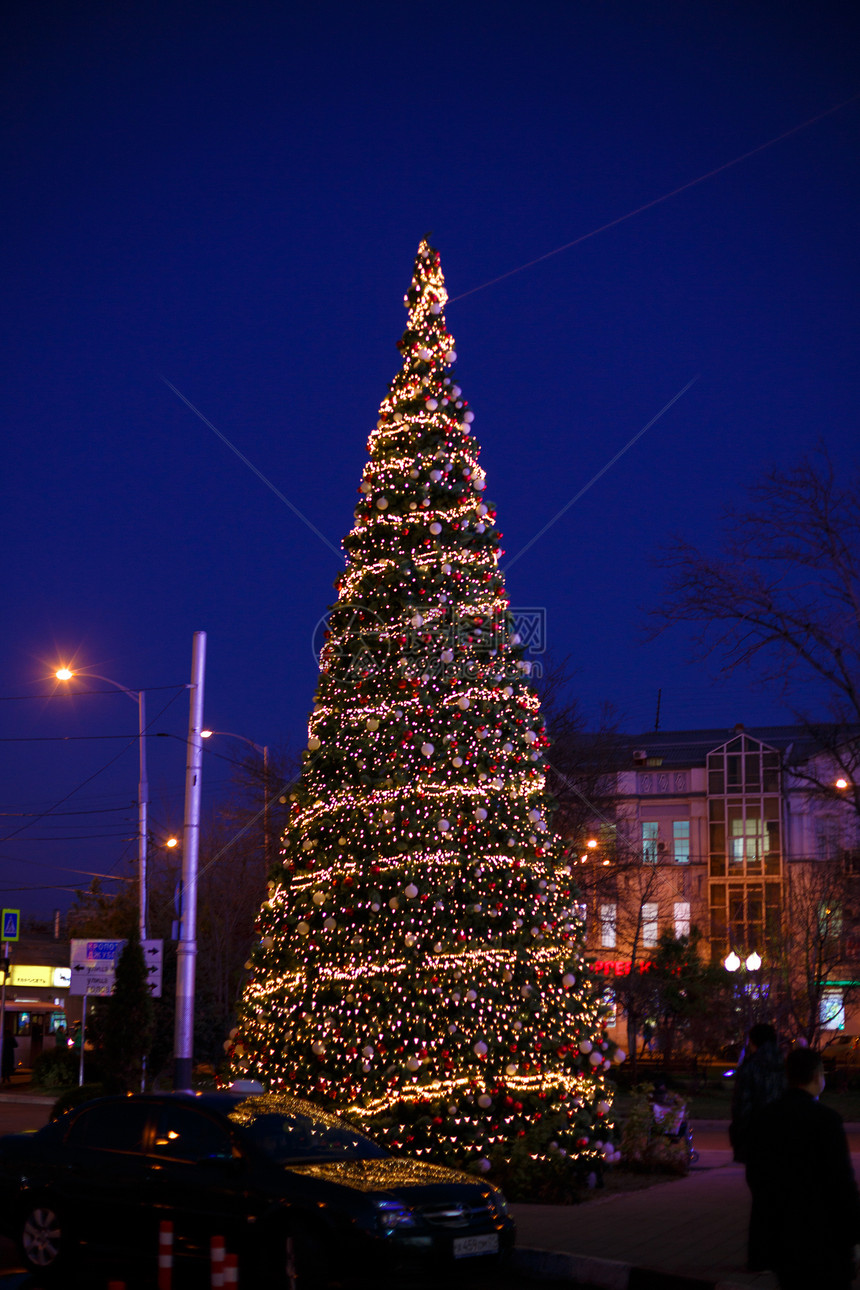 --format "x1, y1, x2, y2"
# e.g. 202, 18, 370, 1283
729, 1022, 787, 1271
730, 1022, 786, 1162
1, 1030, 17, 1084
747, 1047, 860, 1290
